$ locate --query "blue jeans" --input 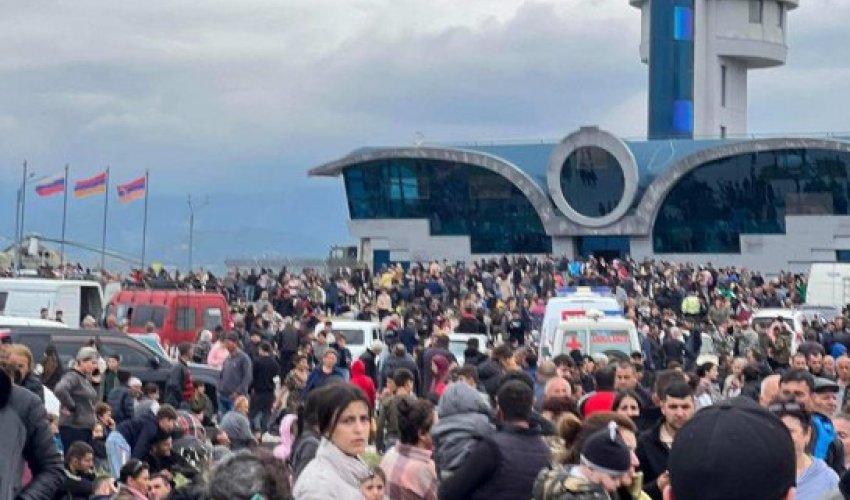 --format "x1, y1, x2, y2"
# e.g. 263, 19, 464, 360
106, 431, 130, 478
218, 394, 234, 420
